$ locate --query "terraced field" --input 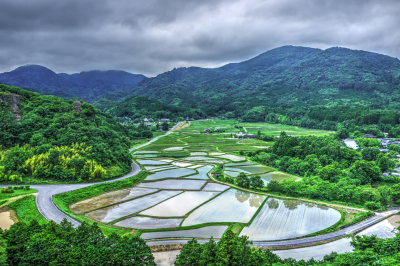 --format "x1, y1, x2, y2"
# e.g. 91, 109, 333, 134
67, 121, 341, 241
